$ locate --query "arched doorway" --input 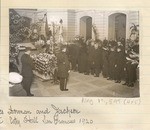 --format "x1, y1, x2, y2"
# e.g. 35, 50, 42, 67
108, 13, 126, 41
80, 16, 92, 41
